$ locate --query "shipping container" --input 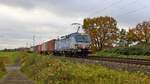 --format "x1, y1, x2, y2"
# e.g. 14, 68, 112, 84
37, 45, 42, 53
47, 39, 55, 53
41, 43, 47, 52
